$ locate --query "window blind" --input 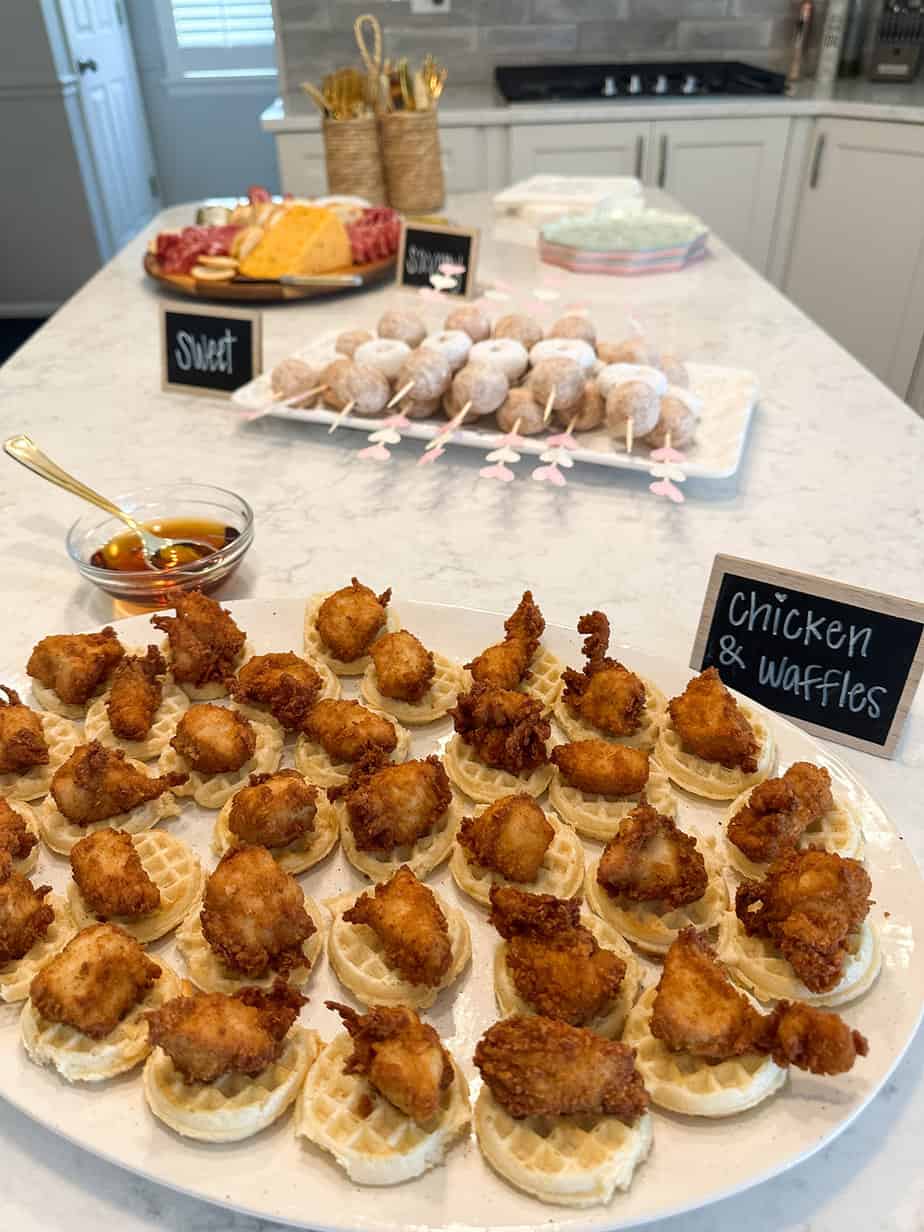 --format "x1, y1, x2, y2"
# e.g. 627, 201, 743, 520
169, 1, 275, 49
